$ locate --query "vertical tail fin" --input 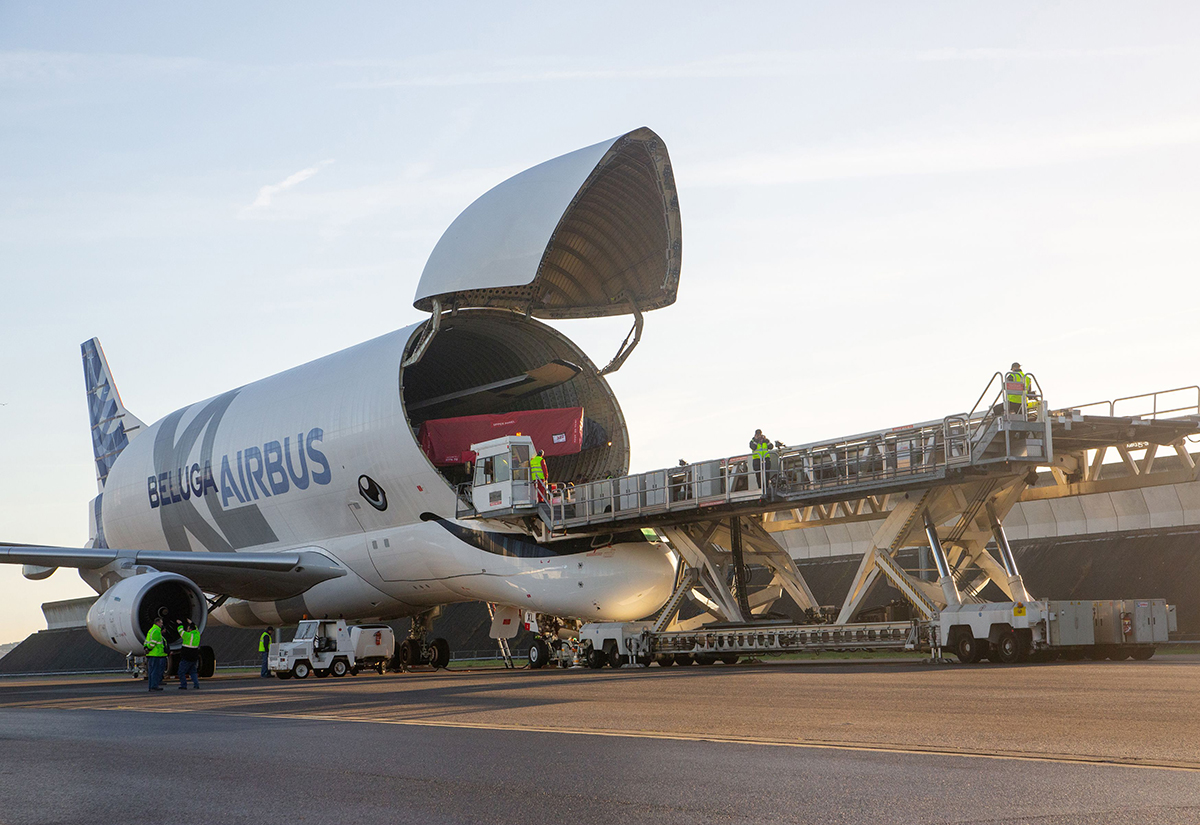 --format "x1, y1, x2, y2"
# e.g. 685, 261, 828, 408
82, 338, 145, 491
